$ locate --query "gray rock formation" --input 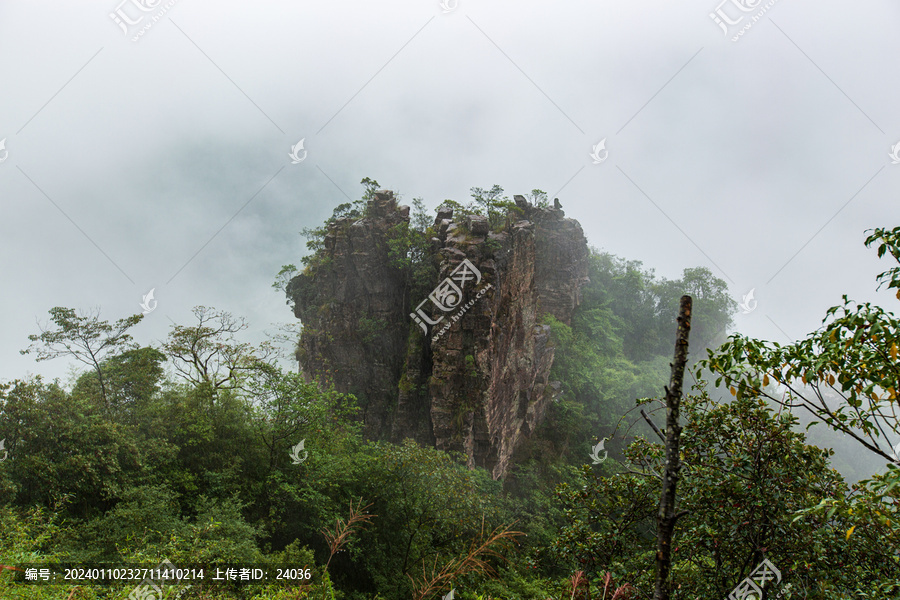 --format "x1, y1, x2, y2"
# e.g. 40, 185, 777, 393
287, 190, 589, 478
